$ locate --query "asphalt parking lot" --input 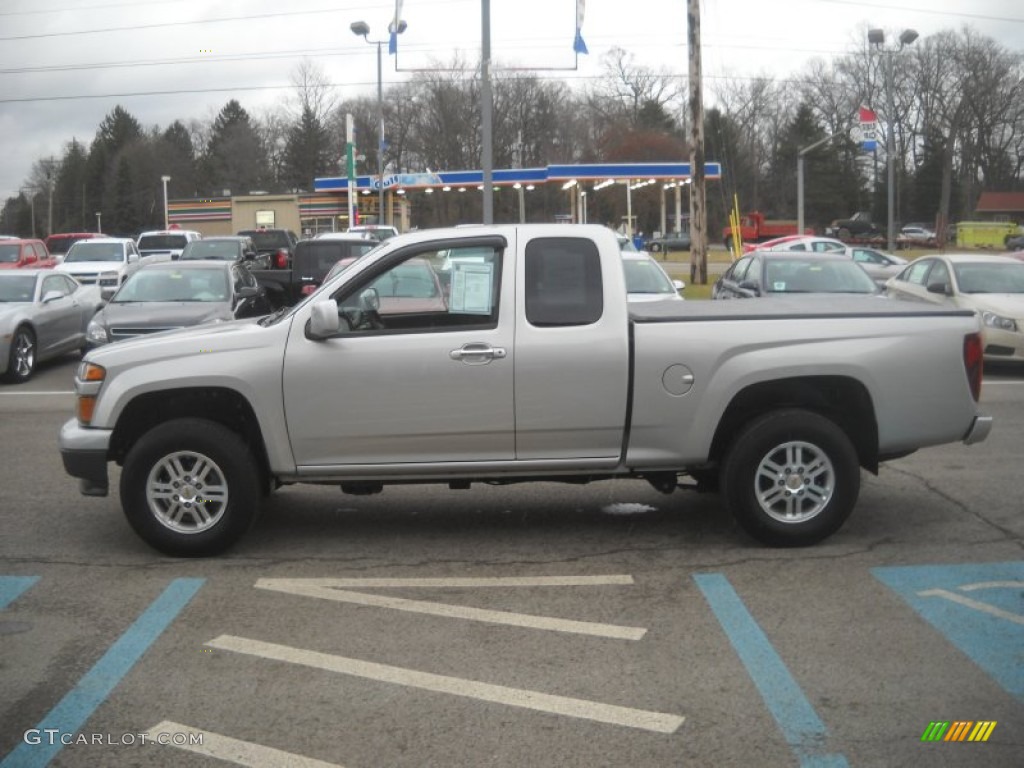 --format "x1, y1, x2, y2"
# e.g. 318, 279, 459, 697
1, 355, 1022, 767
